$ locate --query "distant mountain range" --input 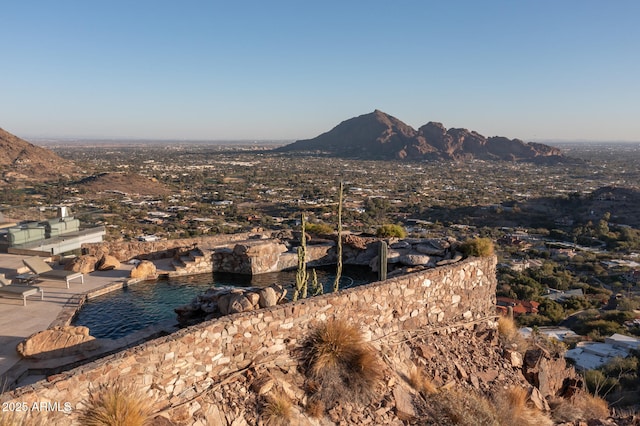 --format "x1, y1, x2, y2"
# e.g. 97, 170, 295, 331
278, 110, 569, 163
0, 127, 78, 184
